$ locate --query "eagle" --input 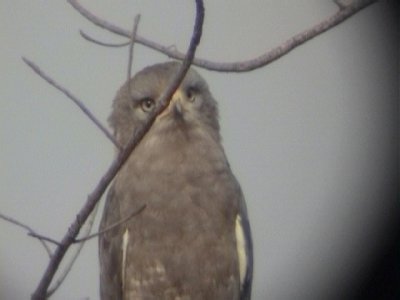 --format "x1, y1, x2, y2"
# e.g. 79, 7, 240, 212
99, 62, 253, 299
